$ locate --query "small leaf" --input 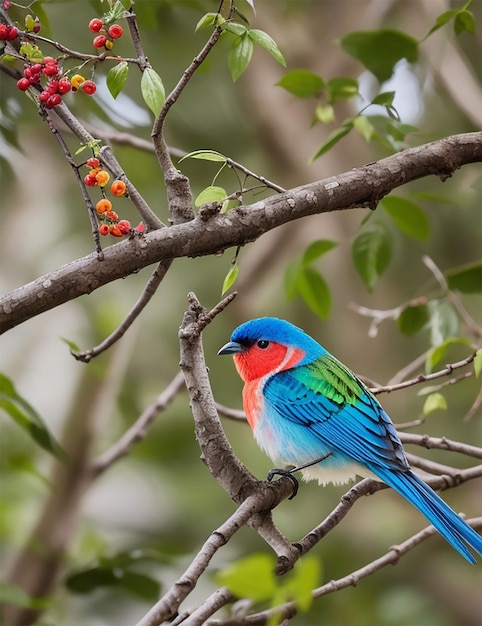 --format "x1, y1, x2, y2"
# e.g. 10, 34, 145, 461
454, 9, 475, 35
248, 29, 286, 66
141, 67, 165, 116
351, 222, 392, 291
423, 9, 458, 39
195, 12, 224, 31
314, 104, 334, 124
397, 304, 430, 336
284, 258, 303, 300
215, 554, 276, 602
310, 120, 354, 162
427, 301, 459, 347
297, 267, 331, 319
353, 115, 374, 142
282, 557, 320, 612
445, 261, 482, 294
326, 77, 358, 102
222, 22, 247, 36
276, 69, 324, 98
228, 33, 254, 82
179, 150, 227, 163
0, 374, 66, 460
423, 393, 447, 415
195, 185, 227, 208
381, 196, 430, 241
340, 30, 418, 82
222, 264, 239, 295
106, 61, 128, 99
61, 337, 80, 353
302, 239, 338, 265
426, 337, 471, 371
474, 349, 482, 378
371, 91, 395, 106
